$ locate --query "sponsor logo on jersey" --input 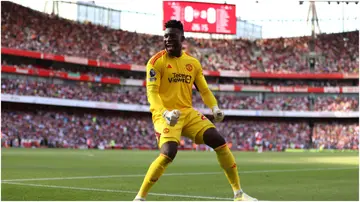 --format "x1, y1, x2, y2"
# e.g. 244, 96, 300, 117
163, 128, 170, 133
168, 73, 192, 84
